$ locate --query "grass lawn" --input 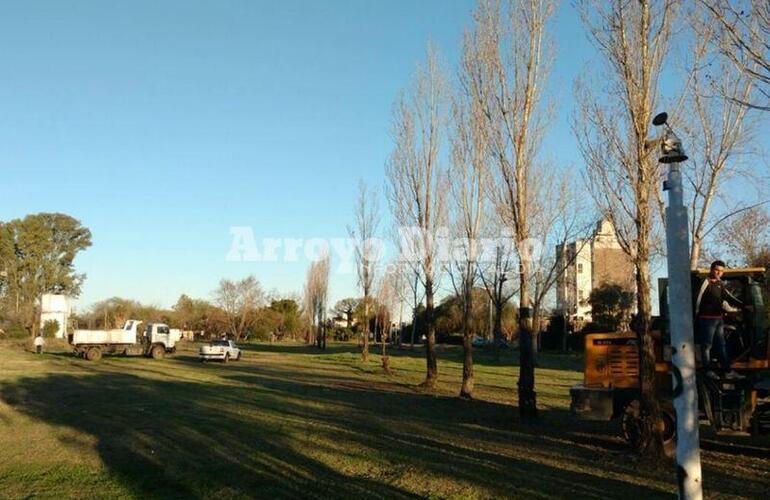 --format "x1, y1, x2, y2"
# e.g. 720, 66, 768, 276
0, 339, 768, 499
